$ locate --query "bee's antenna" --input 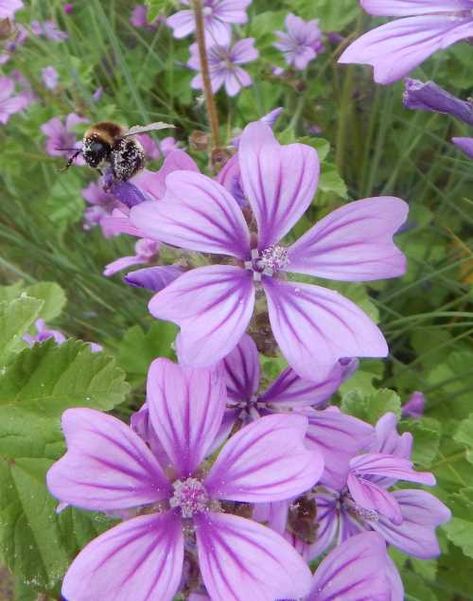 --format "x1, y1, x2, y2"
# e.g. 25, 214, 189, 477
59, 149, 82, 172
